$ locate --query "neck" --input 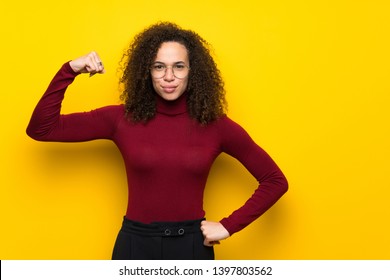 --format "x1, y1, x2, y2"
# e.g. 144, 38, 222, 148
156, 93, 188, 116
